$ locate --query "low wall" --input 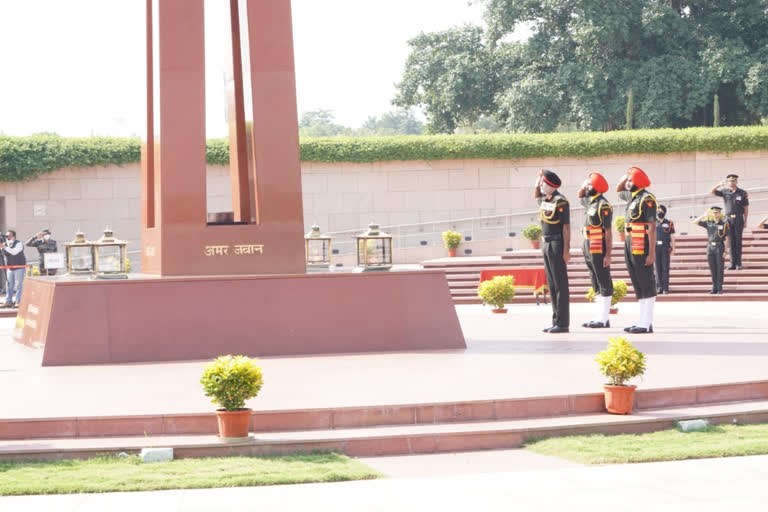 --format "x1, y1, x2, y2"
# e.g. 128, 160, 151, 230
1, 151, 766, 270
